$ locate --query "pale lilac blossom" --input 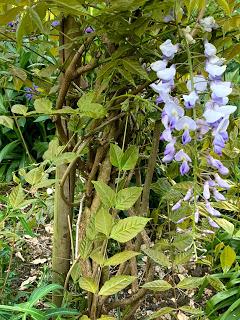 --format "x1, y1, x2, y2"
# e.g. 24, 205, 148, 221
210, 81, 232, 98
203, 181, 210, 200
208, 55, 225, 66
205, 63, 226, 79
204, 41, 217, 57
187, 75, 208, 93
183, 188, 193, 201
174, 150, 191, 175
157, 65, 176, 81
183, 91, 199, 108
213, 188, 226, 201
162, 140, 176, 163
159, 39, 178, 59
172, 200, 182, 211
205, 201, 221, 217
194, 209, 199, 223
214, 173, 230, 189
208, 218, 219, 228
51, 20, 60, 27
200, 16, 218, 32
207, 156, 229, 175
175, 116, 197, 144
150, 60, 168, 72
